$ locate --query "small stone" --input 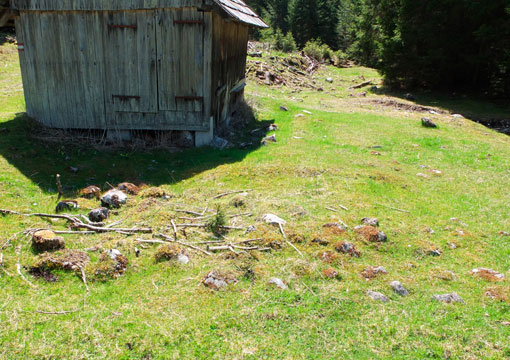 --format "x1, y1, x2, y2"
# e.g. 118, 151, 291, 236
295, 114, 305, 118
177, 254, 190, 265
279, 106, 289, 111
421, 118, 438, 128
416, 173, 429, 178
246, 225, 257, 233
107, 249, 122, 261
101, 189, 128, 208
262, 214, 286, 226
433, 292, 465, 304
302, 110, 312, 115
88, 207, 110, 223
404, 93, 415, 101
390, 281, 409, 296
448, 243, 457, 249
267, 124, 279, 131
367, 290, 389, 303
452, 114, 464, 118
32, 230, 65, 252
268, 277, 288, 290
370, 86, 378, 92
361, 217, 379, 227
326, 77, 333, 83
